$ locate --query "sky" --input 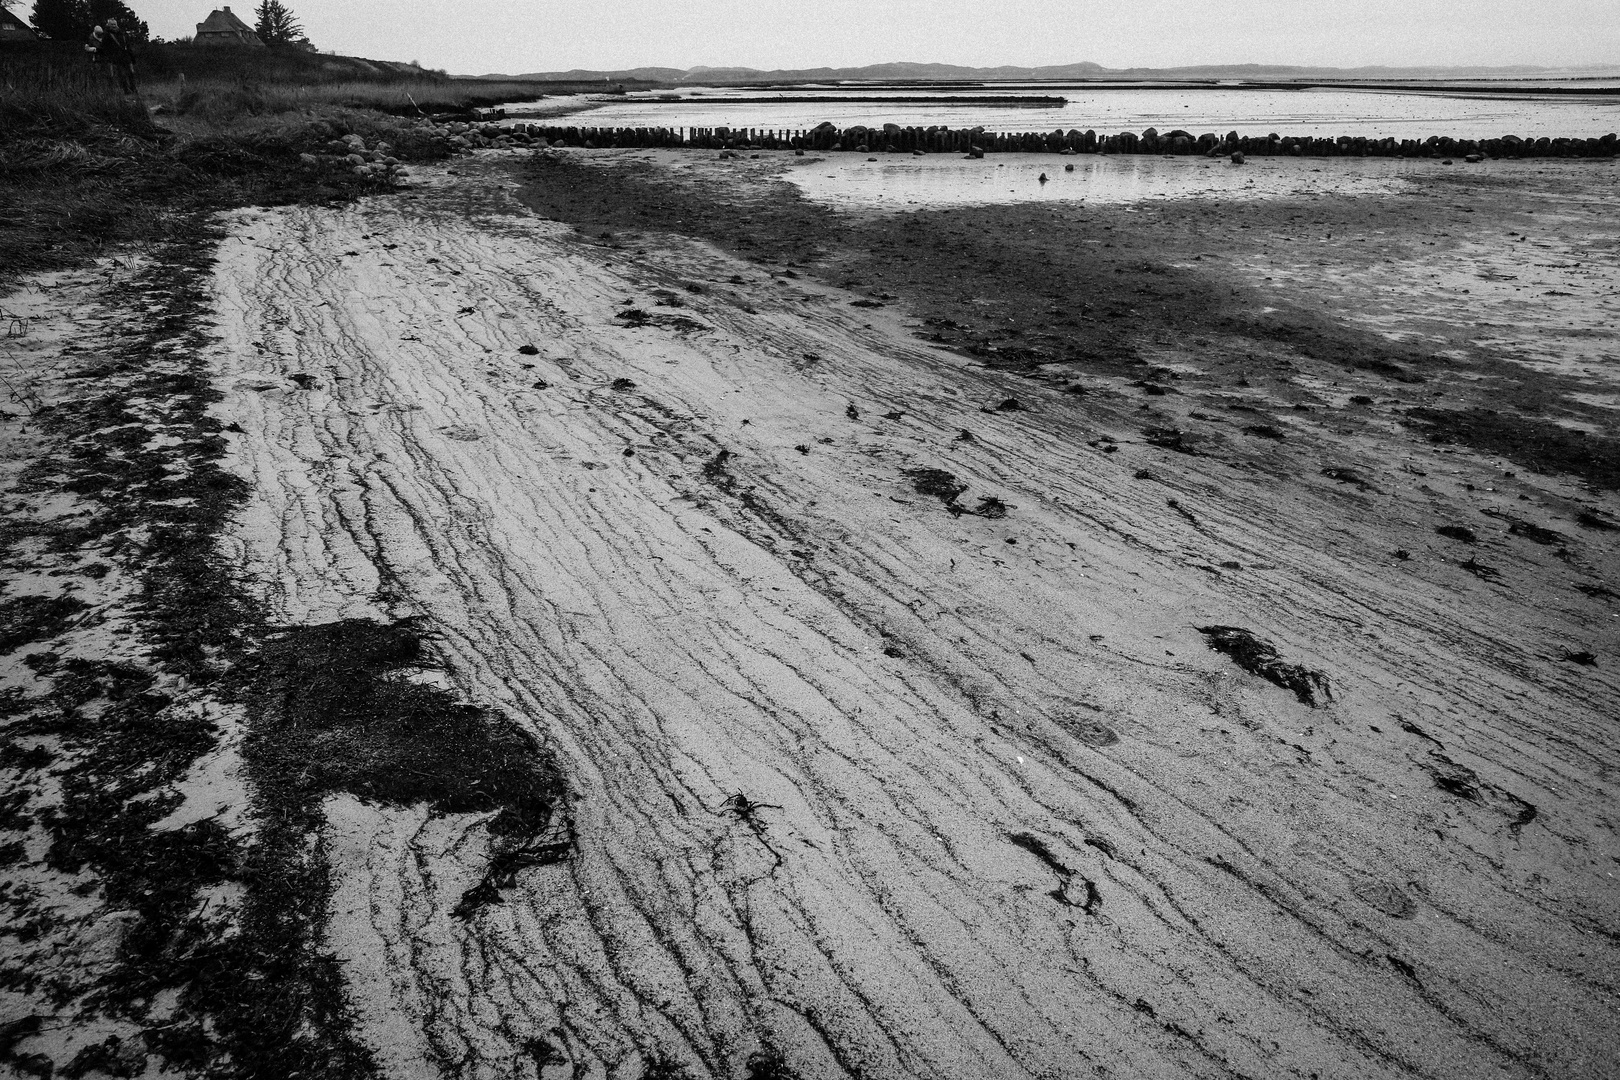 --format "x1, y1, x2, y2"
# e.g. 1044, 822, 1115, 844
127, 0, 1620, 76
